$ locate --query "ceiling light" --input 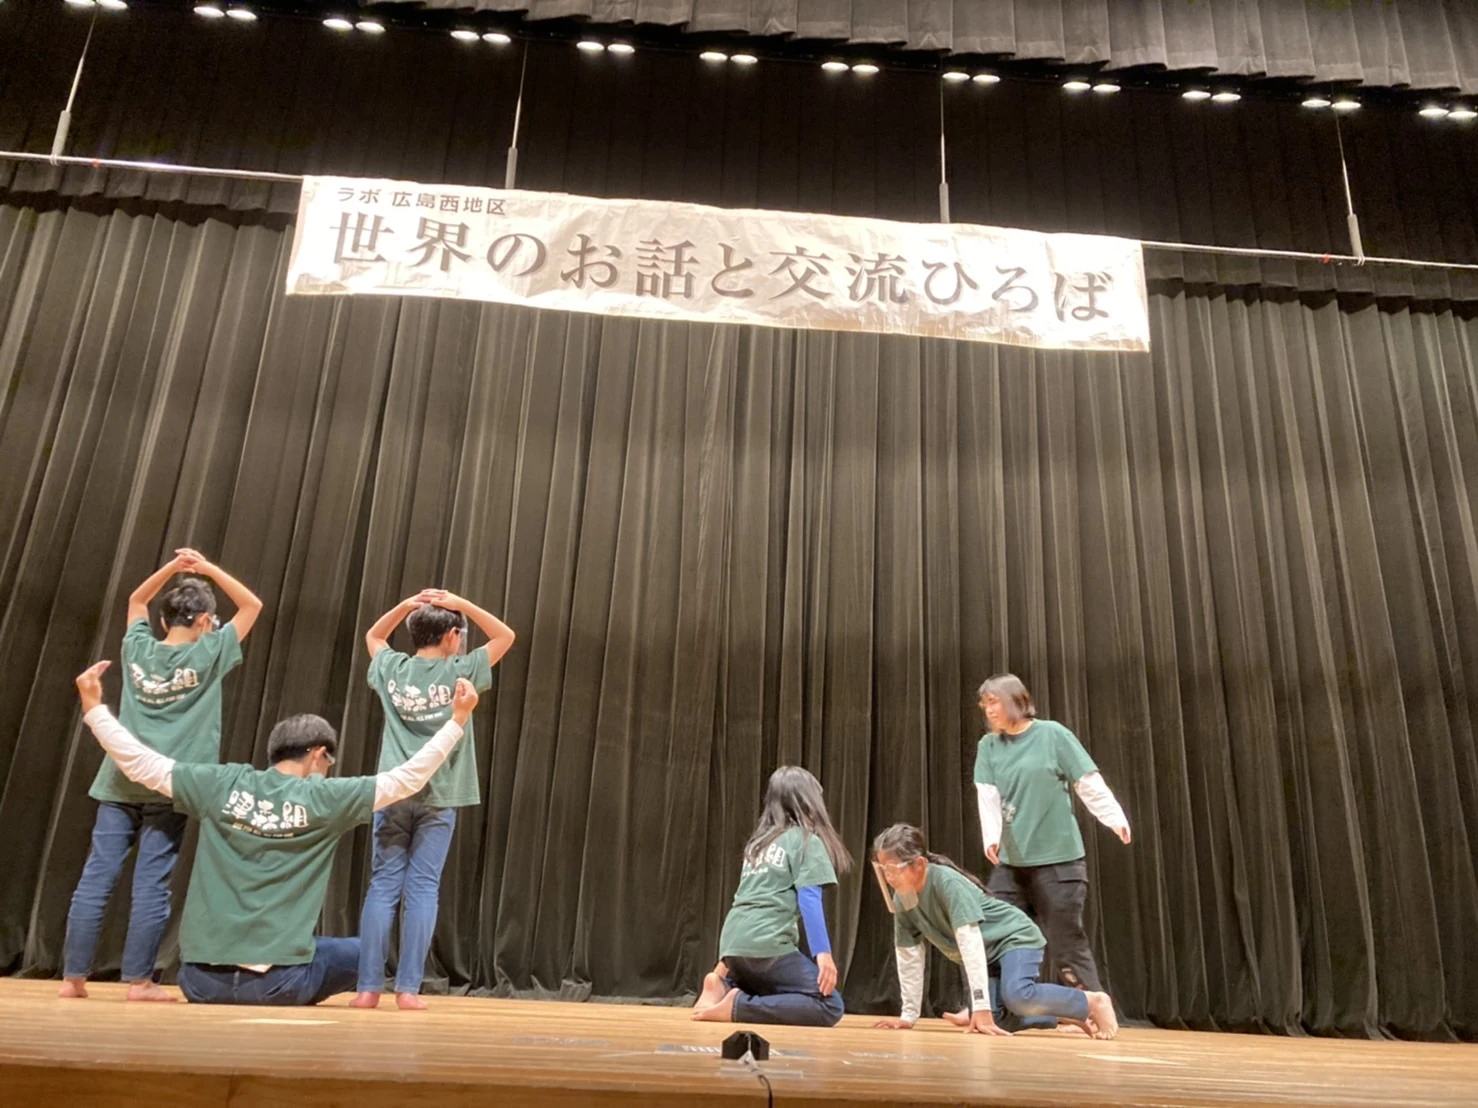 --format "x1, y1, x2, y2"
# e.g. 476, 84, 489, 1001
1182, 89, 1211, 101
1063, 79, 1092, 93
1449, 107, 1477, 121
65, 0, 96, 7
193, 3, 224, 15
942, 70, 970, 83
482, 32, 511, 44
972, 73, 1001, 85
98, 0, 128, 8
1092, 82, 1120, 94
821, 60, 849, 73
1332, 98, 1360, 112
1211, 91, 1241, 103
1302, 96, 1331, 109
450, 29, 479, 42
355, 19, 384, 33
323, 16, 353, 30
608, 42, 635, 55
577, 39, 605, 53
1418, 104, 1450, 119
731, 54, 757, 66
225, 6, 256, 20
851, 63, 879, 75
700, 51, 729, 63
